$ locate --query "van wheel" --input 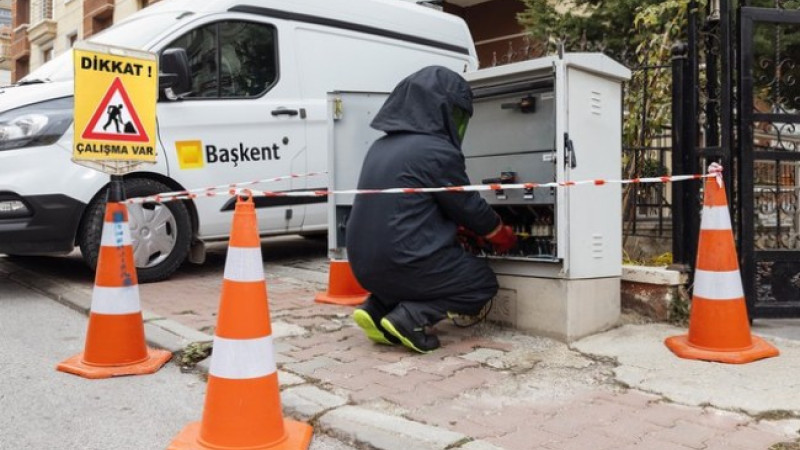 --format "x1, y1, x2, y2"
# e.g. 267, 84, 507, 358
78, 178, 192, 283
